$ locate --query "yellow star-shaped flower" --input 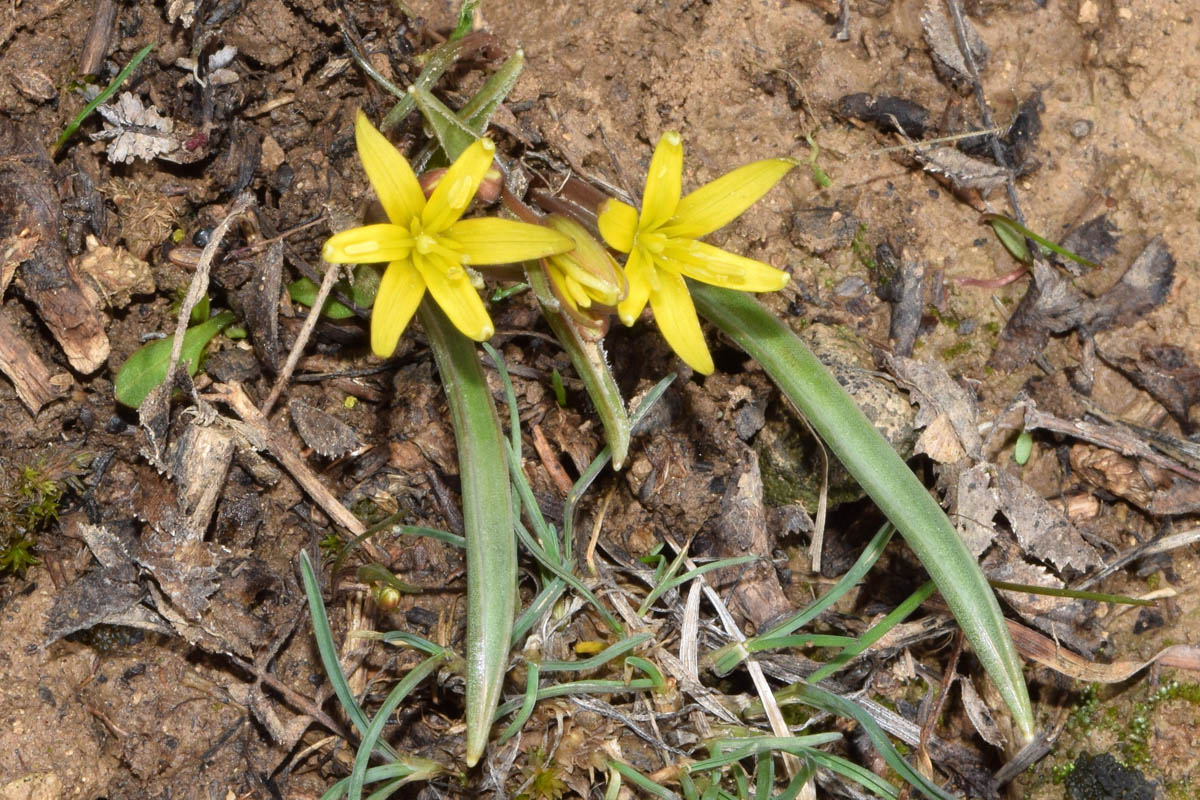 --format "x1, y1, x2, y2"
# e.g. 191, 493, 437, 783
597, 131, 796, 374
323, 111, 575, 356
